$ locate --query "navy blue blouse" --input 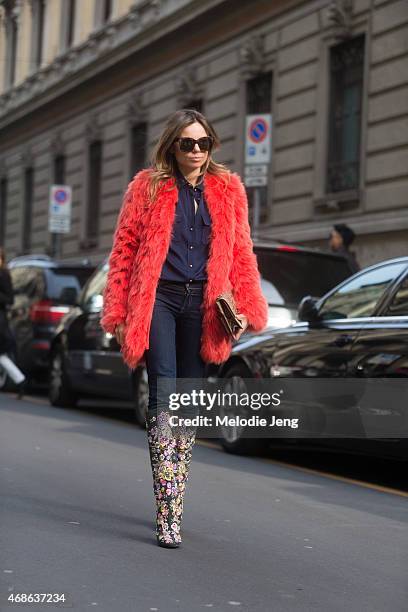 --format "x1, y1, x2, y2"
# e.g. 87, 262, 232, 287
159, 171, 211, 282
